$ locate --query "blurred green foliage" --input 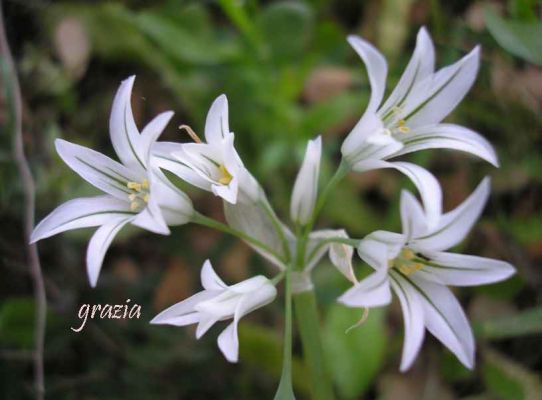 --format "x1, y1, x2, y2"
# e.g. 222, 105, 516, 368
1, 0, 541, 399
